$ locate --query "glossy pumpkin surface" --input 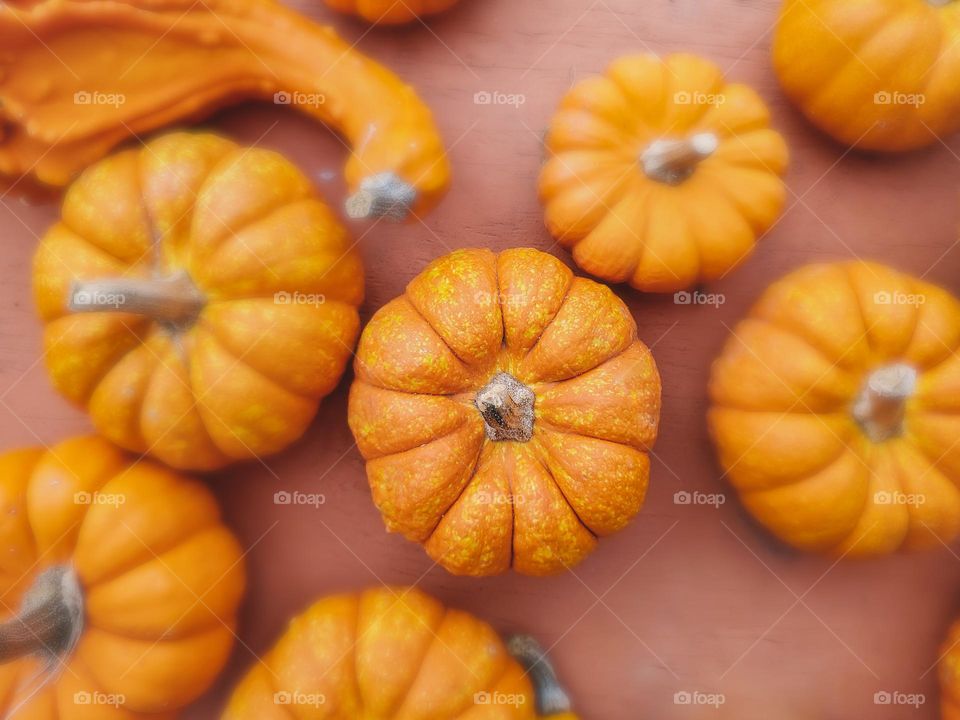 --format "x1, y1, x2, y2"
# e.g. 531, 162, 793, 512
539, 53, 788, 293
773, 0, 960, 151
223, 586, 576, 719
709, 261, 960, 555
324, 0, 460, 24
33, 132, 364, 471
348, 248, 661, 576
0, 436, 245, 718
